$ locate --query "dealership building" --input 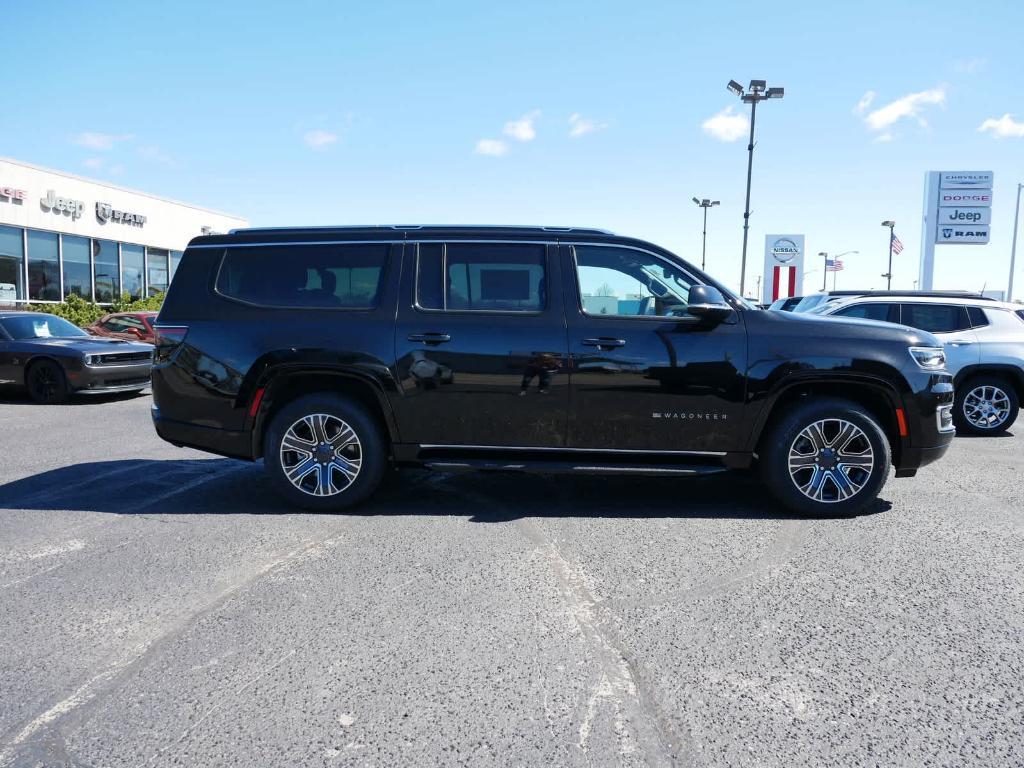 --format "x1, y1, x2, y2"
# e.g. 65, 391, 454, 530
0, 157, 247, 306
